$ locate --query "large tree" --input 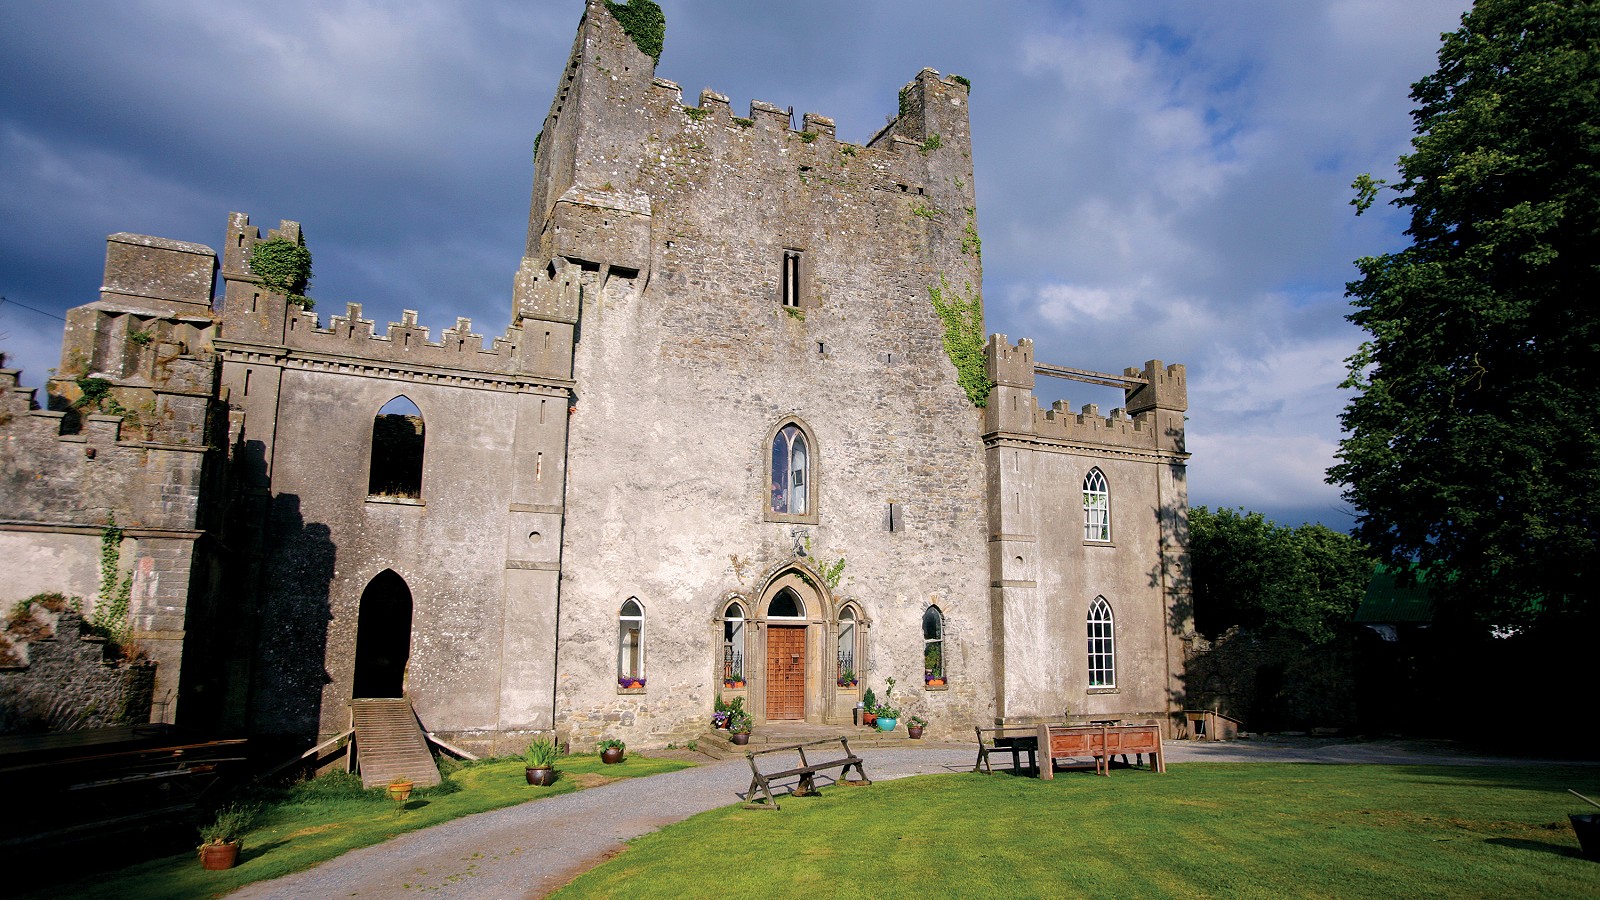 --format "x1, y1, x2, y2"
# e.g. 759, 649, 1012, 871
1189, 506, 1373, 644
1330, 0, 1600, 631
